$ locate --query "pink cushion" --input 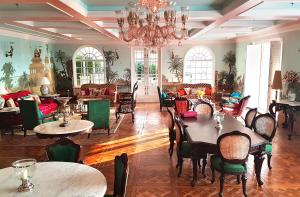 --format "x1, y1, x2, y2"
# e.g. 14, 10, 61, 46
38, 103, 58, 115
181, 111, 197, 118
